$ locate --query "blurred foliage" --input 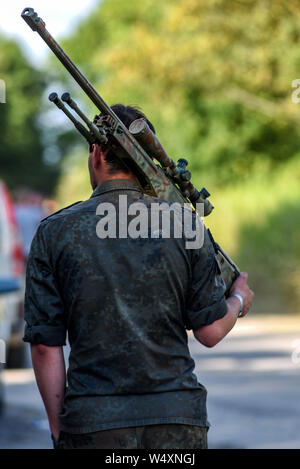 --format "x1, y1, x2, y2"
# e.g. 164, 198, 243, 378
0, 34, 59, 194
56, 0, 300, 184
204, 157, 300, 313
52, 0, 300, 312
57, 146, 92, 205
